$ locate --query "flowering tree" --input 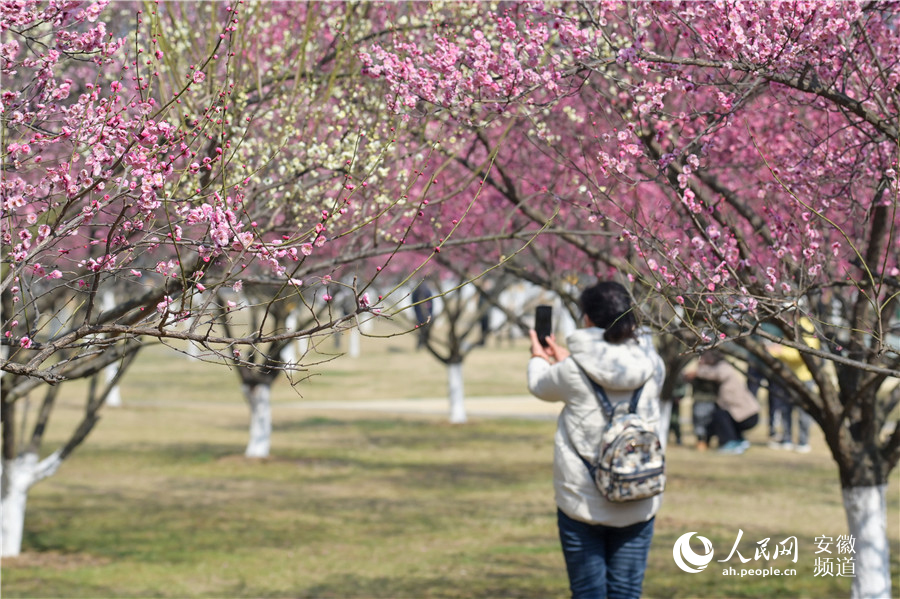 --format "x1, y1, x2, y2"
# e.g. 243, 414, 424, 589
384, 268, 535, 423
0, 0, 509, 556
361, 2, 899, 596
